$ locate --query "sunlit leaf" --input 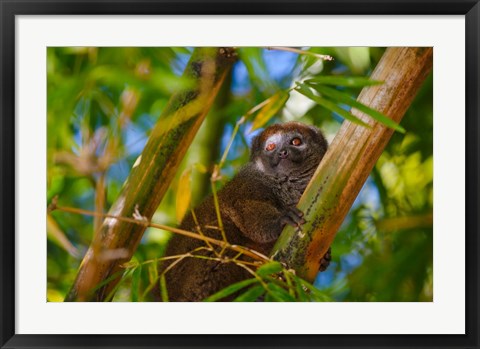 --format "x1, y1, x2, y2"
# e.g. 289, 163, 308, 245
250, 91, 289, 132
256, 261, 283, 277
47, 174, 65, 202
333, 47, 371, 74
176, 168, 192, 223
295, 83, 370, 128
305, 76, 383, 87
347, 47, 371, 73
307, 84, 405, 133
47, 288, 65, 302
203, 278, 258, 302
122, 261, 140, 269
